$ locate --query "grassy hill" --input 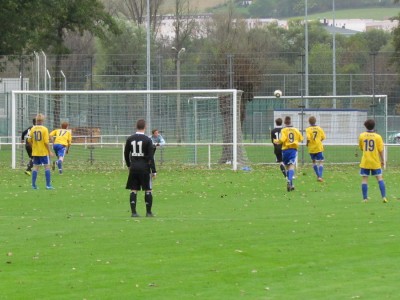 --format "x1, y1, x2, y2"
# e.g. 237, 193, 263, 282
307, 7, 400, 21
162, 1, 399, 21
161, 0, 227, 13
